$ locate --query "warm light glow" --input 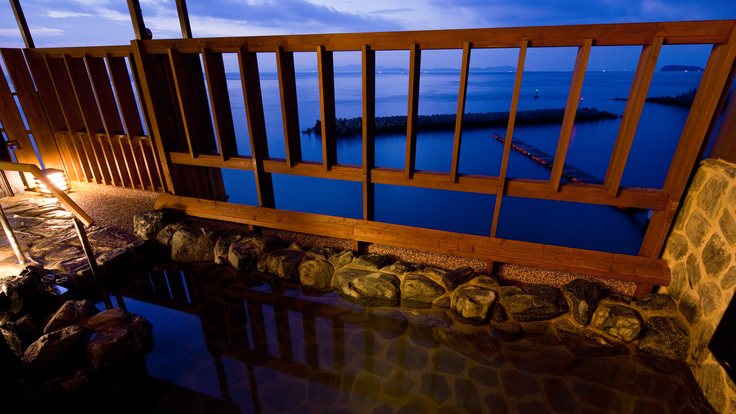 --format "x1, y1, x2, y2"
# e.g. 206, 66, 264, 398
34, 169, 70, 194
